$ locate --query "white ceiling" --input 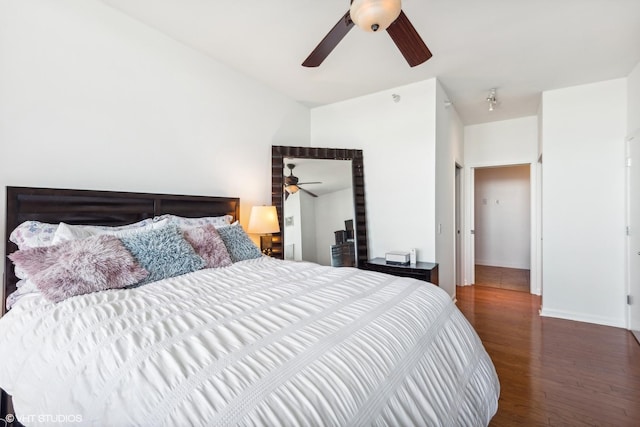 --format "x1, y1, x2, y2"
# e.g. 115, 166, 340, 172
99, 0, 640, 125
284, 158, 352, 197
